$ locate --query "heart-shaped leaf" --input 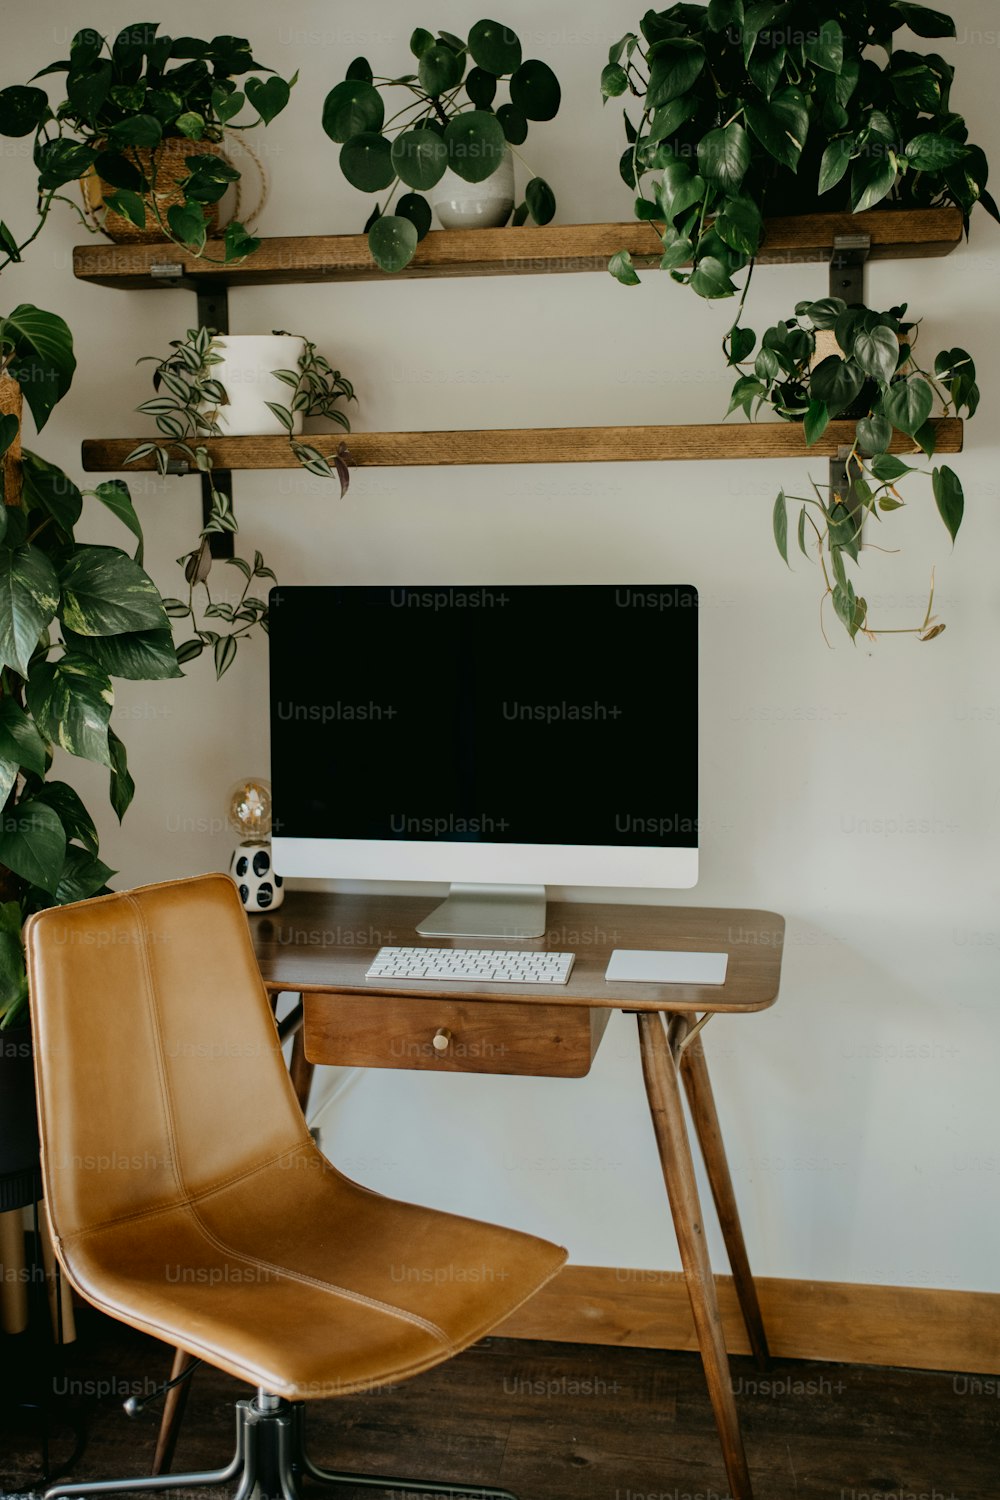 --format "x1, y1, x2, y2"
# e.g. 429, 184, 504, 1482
0, 800, 65, 893
883, 375, 934, 435
698, 122, 750, 191
245, 75, 290, 127
932, 465, 964, 542
854, 325, 900, 384
25, 654, 114, 767
0, 543, 60, 678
